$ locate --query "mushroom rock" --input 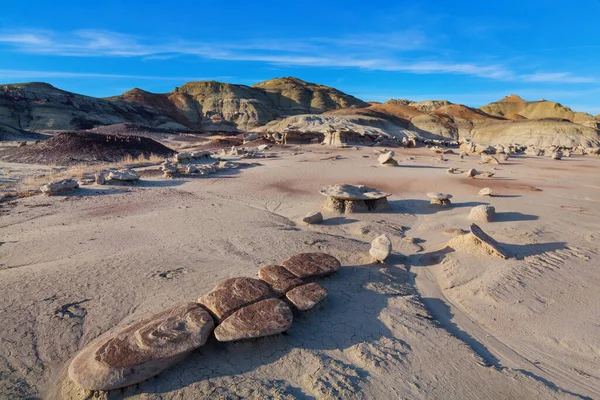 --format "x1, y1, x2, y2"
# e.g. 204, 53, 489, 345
258, 265, 303, 296
68, 303, 214, 390
197, 277, 274, 322
281, 252, 341, 280
285, 283, 328, 311
427, 192, 453, 207
213, 298, 293, 342
320, 184, 391, 214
